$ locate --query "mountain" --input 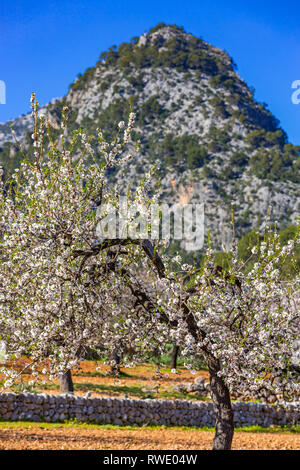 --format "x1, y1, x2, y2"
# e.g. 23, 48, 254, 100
0, 98, 61, 147
0, 23, 299, 250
